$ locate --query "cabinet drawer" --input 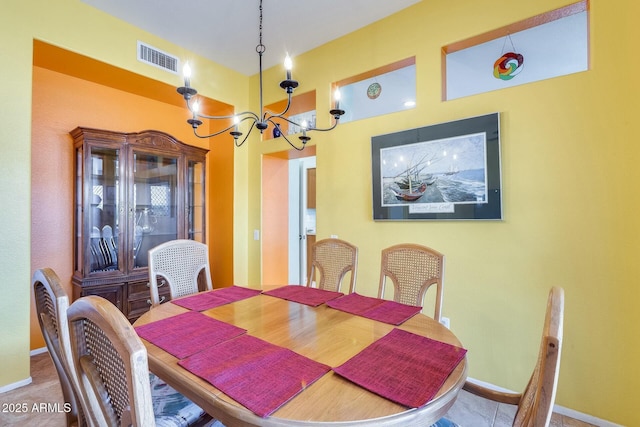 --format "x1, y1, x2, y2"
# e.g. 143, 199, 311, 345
128, 279, 170, 300
80, 283, 125, 312
128, 298, 153, 320
126, 278, 171, 322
